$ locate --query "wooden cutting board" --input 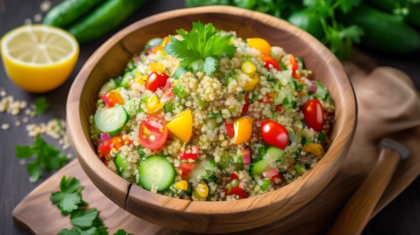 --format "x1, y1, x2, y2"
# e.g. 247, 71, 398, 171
12, 61, 420, 235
